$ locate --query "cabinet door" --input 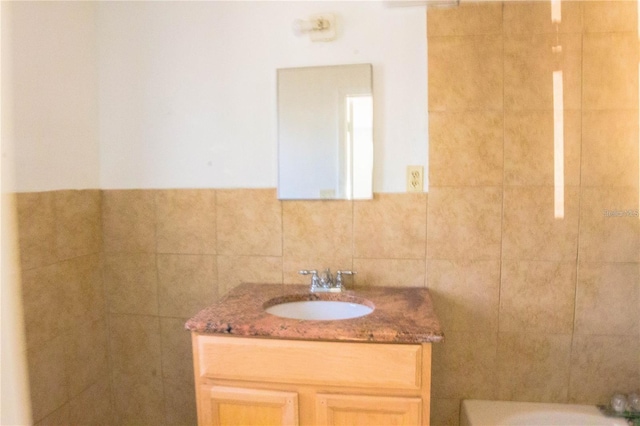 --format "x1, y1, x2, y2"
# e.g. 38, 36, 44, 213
316, 393, 422, 426
199, 385, 298, 426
